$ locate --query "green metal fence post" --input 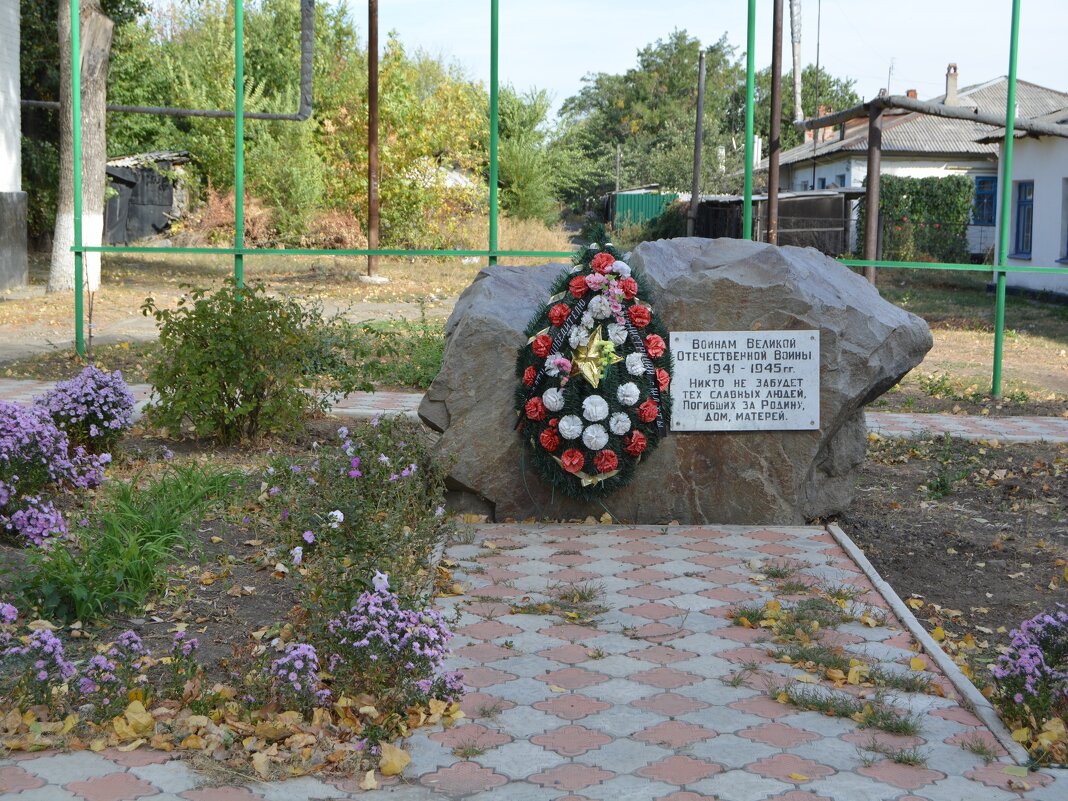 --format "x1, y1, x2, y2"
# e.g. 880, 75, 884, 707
992, 0, 1021, 397
234, 0, 246, 289
743, 0, 756, 240
71, 0, 85, 356
488, 0, 499, 265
